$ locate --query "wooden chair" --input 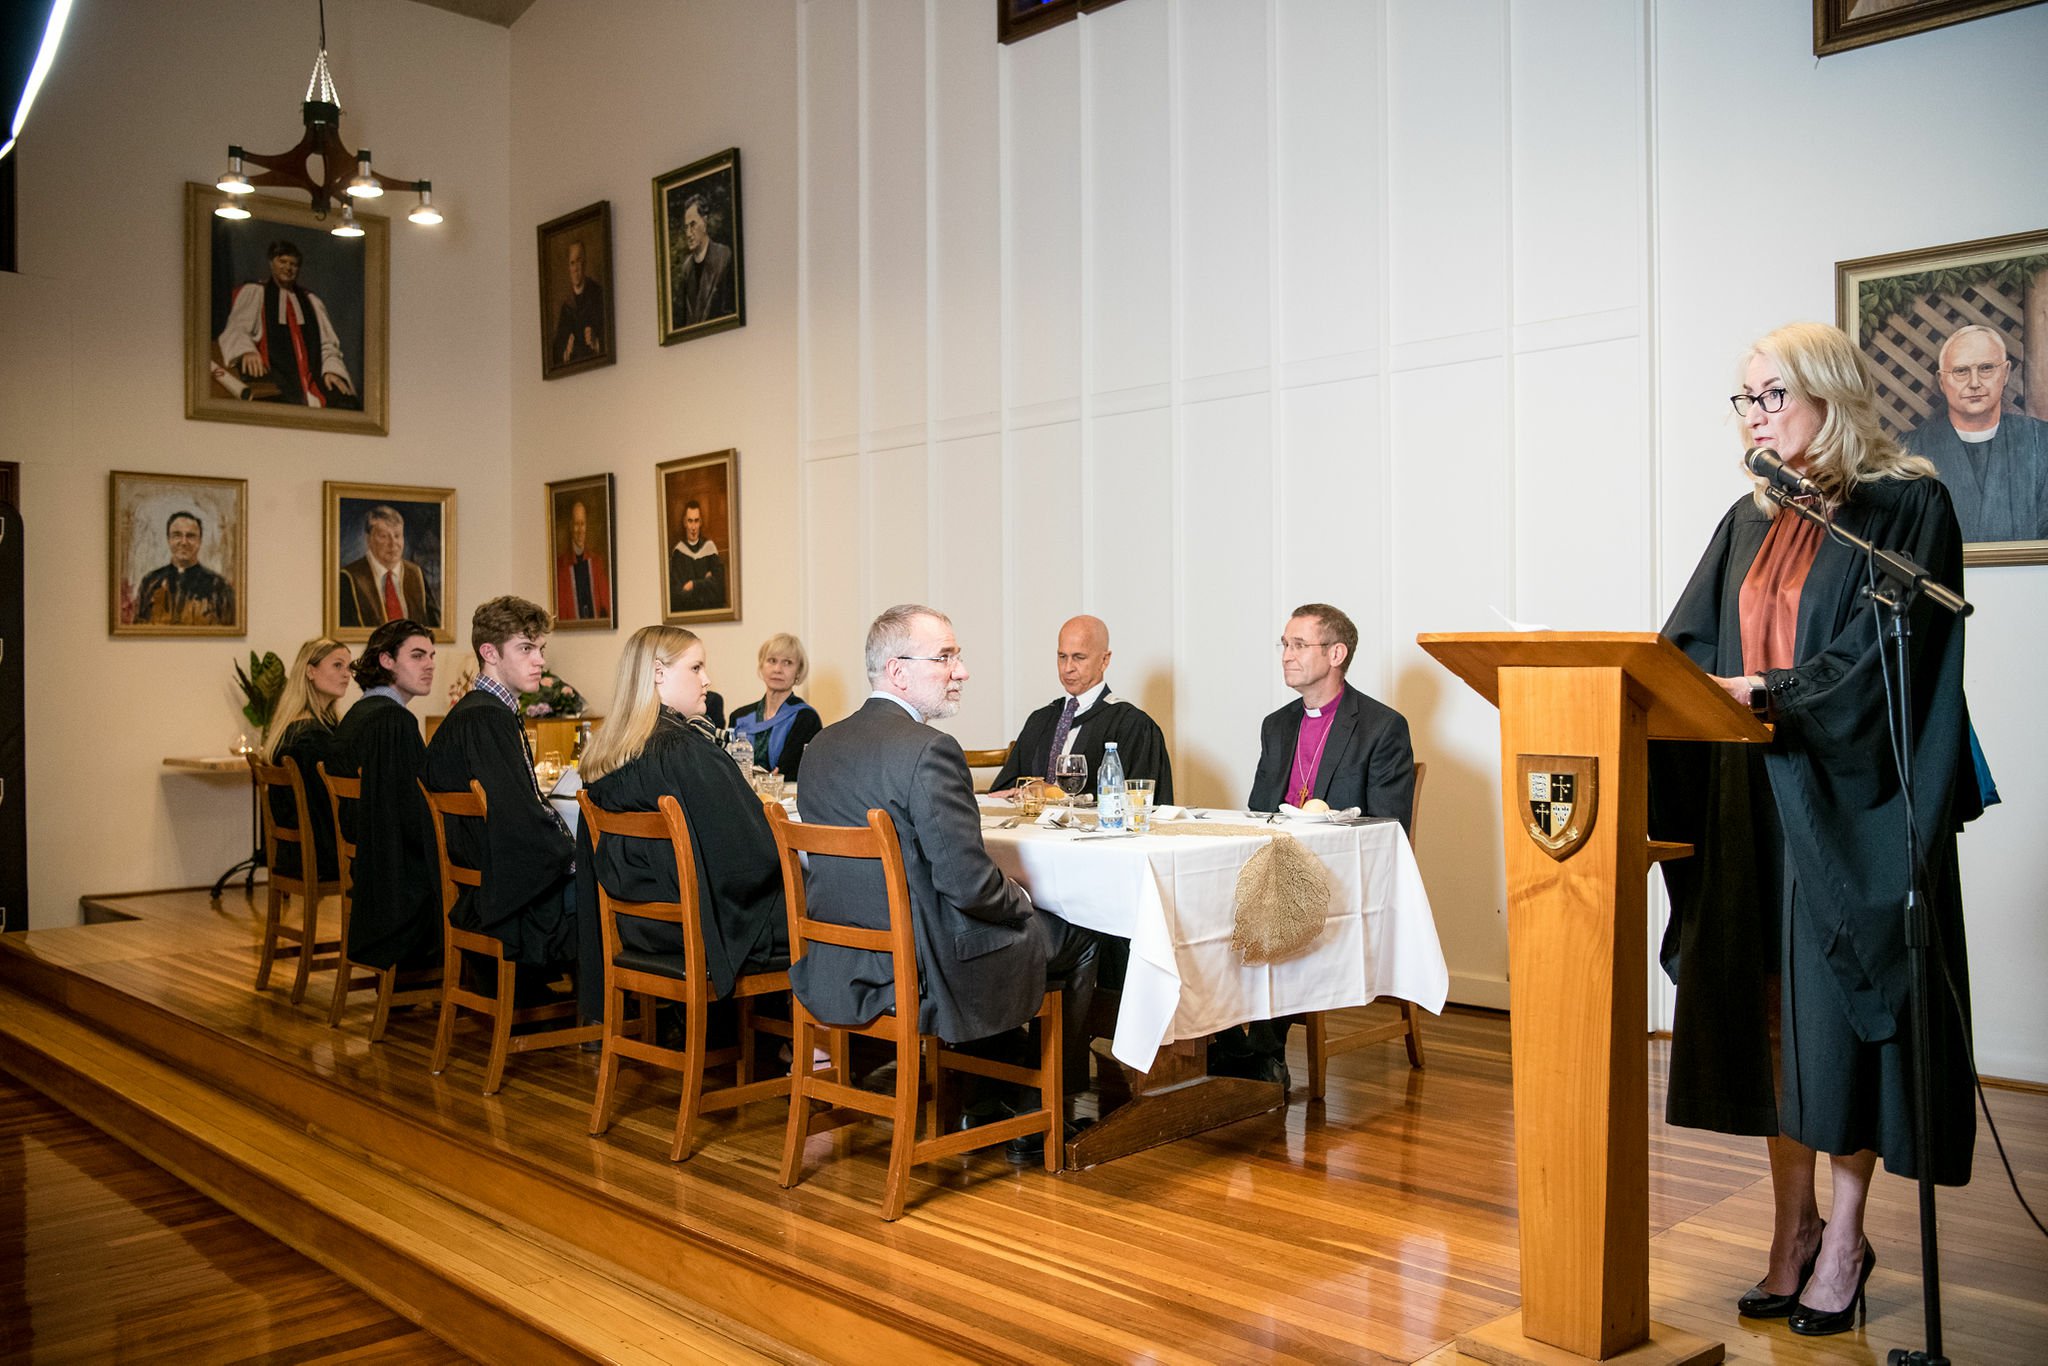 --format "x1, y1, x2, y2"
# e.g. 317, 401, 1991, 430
959, 744, 1013, 771
1304, 761, 1429, 1098
420, 780, 599, 1095
317, 763, 439, 1038
766, 803, 1062, 1221
250, 754, 340, 1004
577, 791, 801, 1161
